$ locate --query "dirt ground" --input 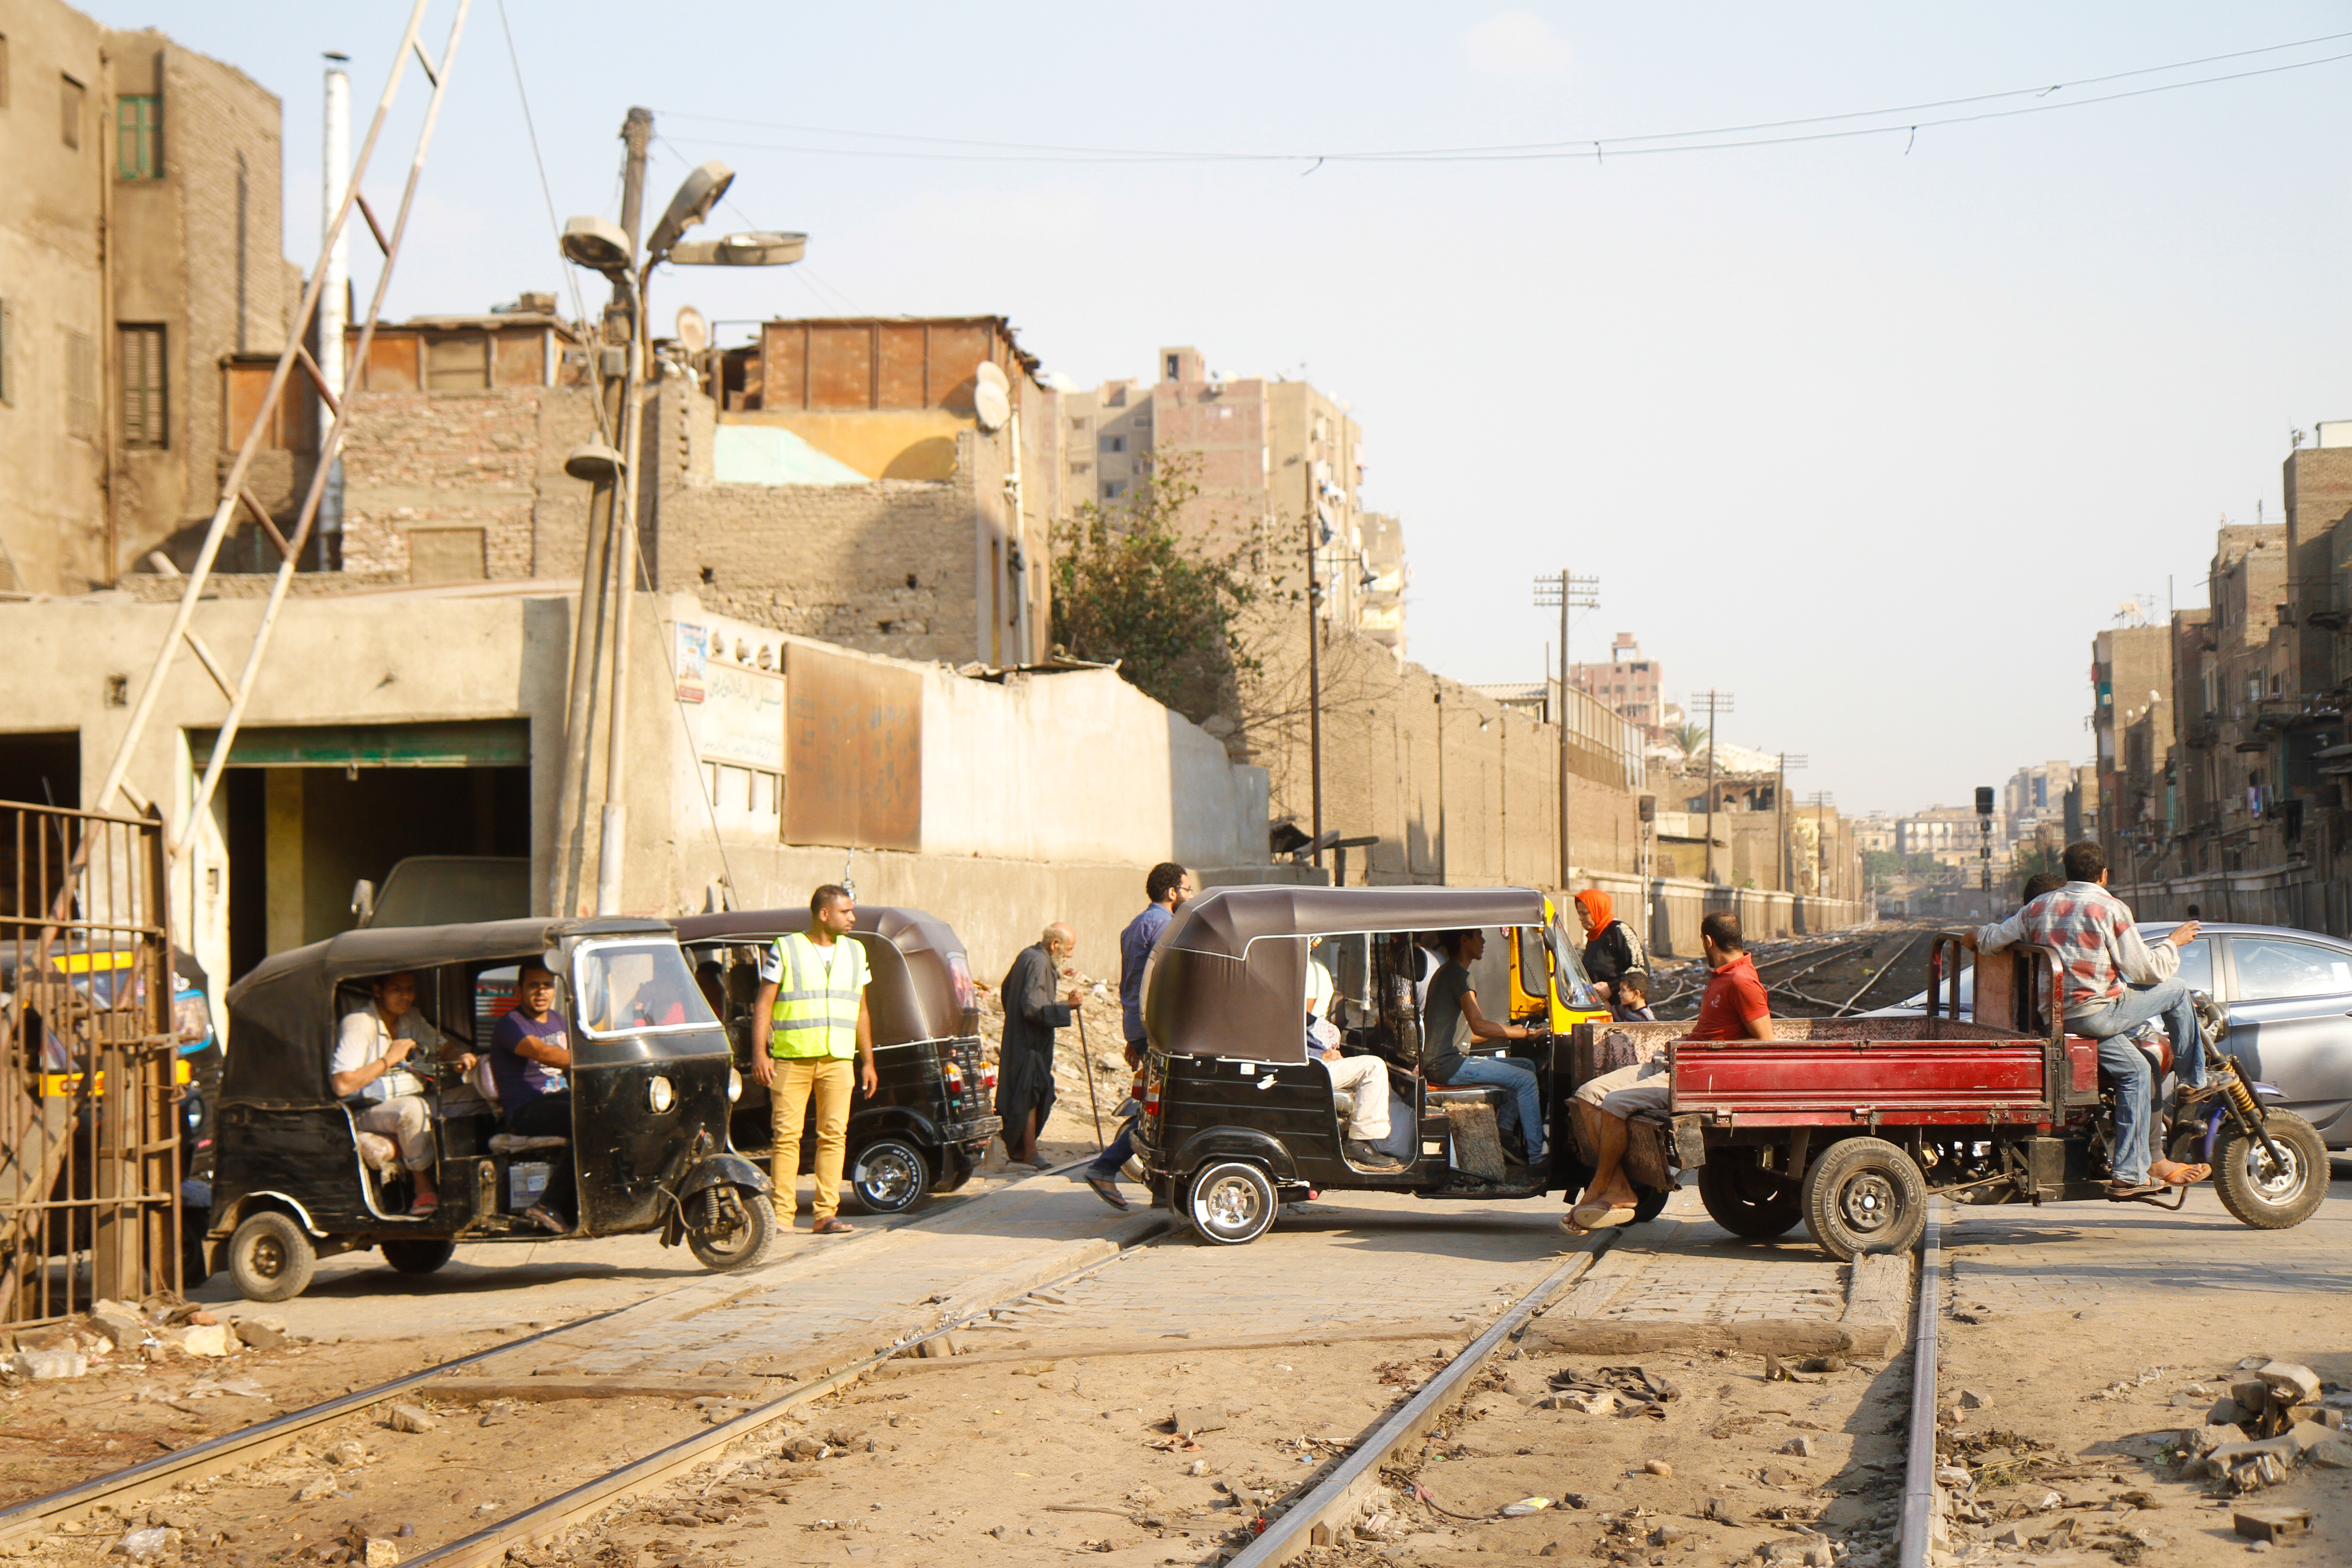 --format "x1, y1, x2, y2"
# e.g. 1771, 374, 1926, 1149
1936, 1289, 2352, 1566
